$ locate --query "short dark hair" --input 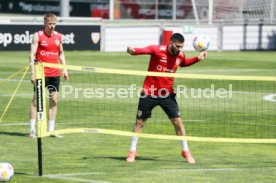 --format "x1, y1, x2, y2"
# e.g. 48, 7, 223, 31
170, 33, 185, 43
